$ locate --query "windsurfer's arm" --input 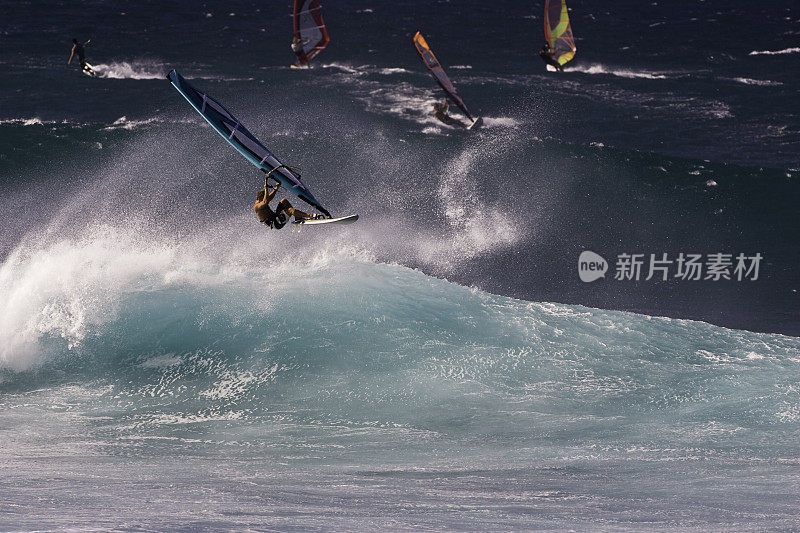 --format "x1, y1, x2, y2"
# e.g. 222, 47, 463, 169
266, 183, 279, 202
67, 47, 75, 64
